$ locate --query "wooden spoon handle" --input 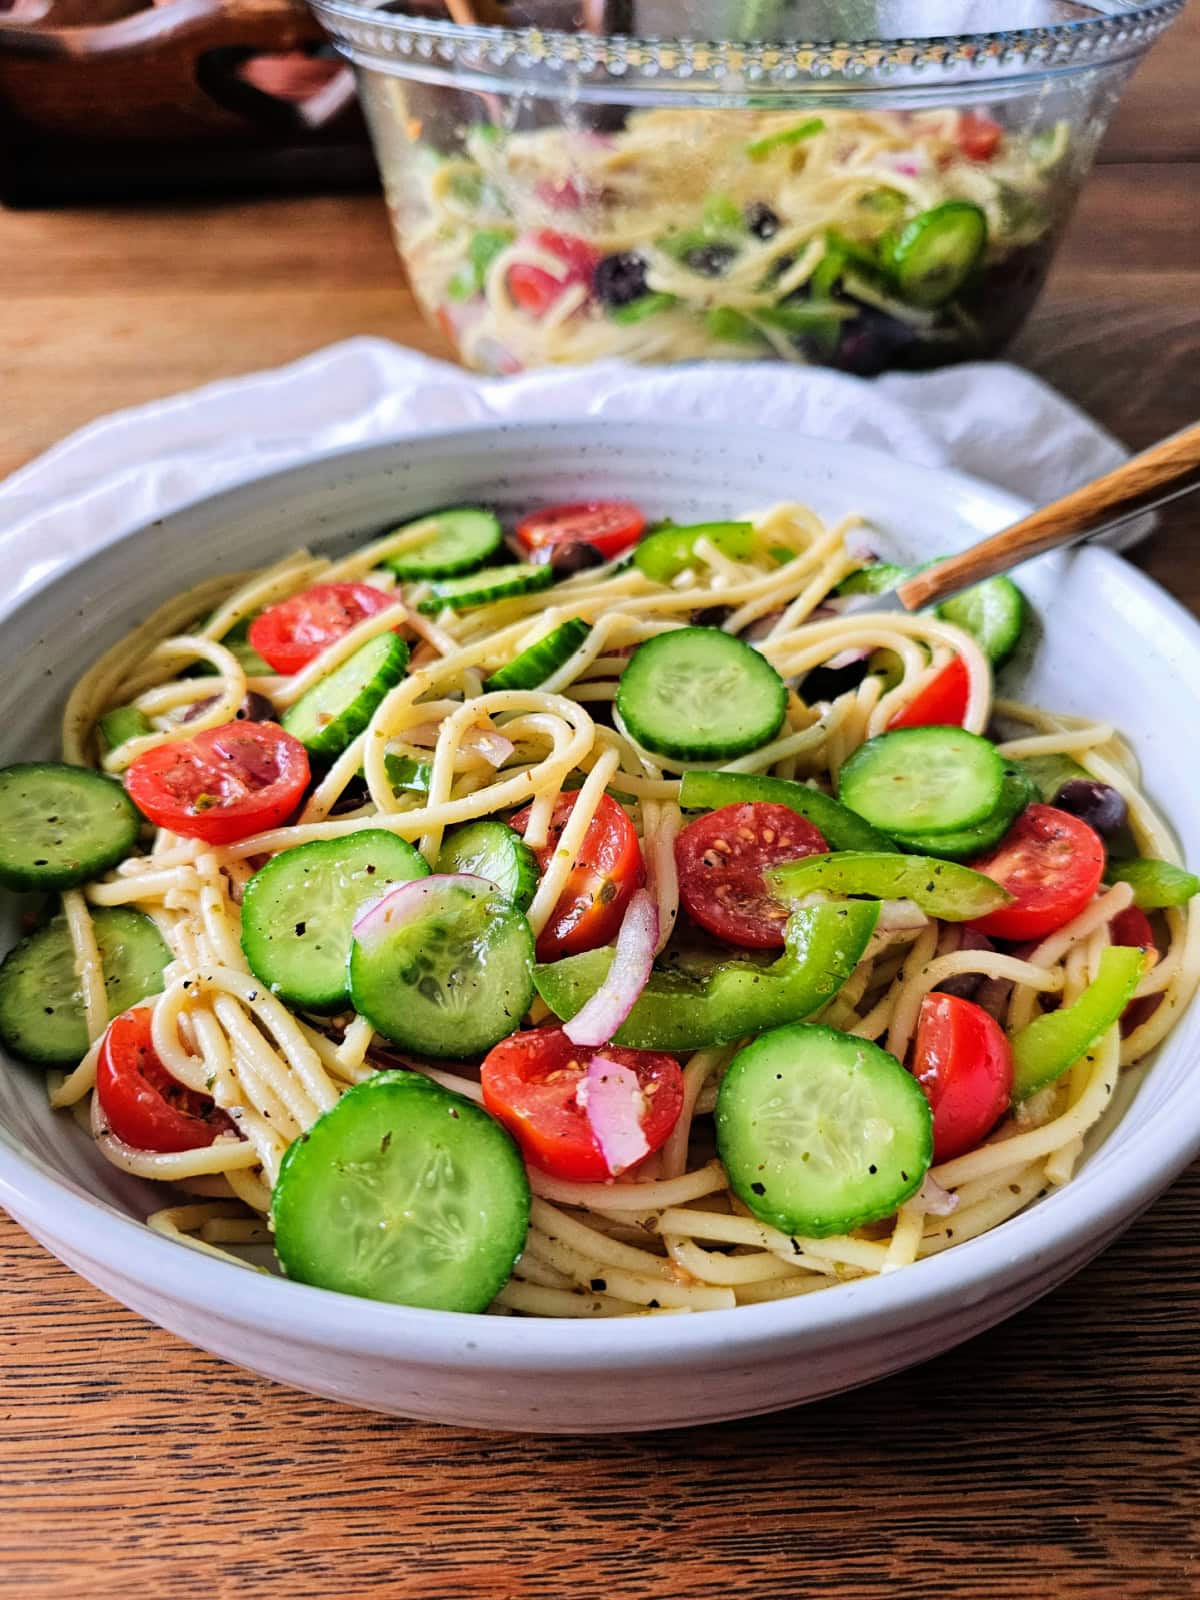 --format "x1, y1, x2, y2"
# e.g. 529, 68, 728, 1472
897, 420, 1200, 612
444, 0, 509, 25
